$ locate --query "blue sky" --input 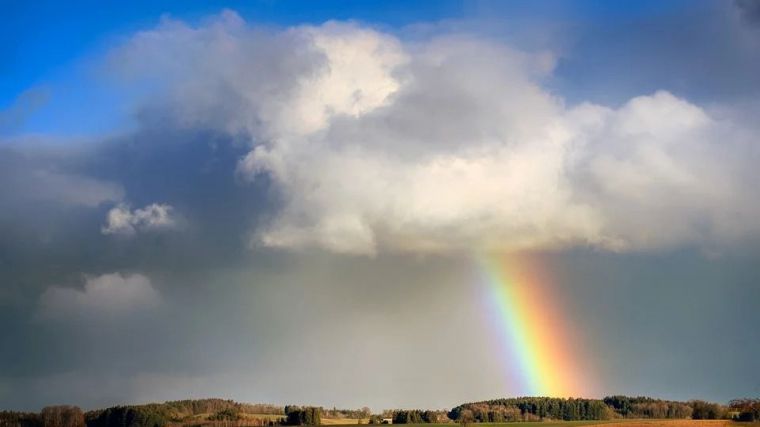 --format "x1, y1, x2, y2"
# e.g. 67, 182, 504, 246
2, 0, 701, 136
